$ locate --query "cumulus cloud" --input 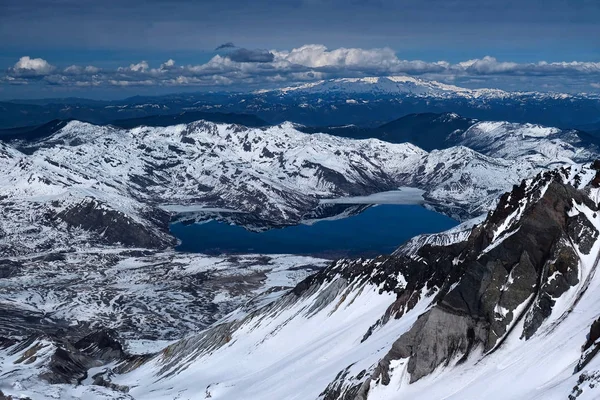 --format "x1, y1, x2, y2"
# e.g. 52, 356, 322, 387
215, 42, 236, 51
274, 44, 397, 69
160, 59, 176, 70
3, 45, 600, 92
64, 65, 100, 75
119, 61, 150, 73
9, 56, 55, 77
